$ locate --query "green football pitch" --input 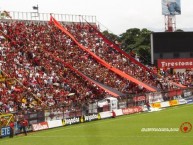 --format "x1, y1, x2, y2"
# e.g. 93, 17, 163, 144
1, 104, 193, 145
